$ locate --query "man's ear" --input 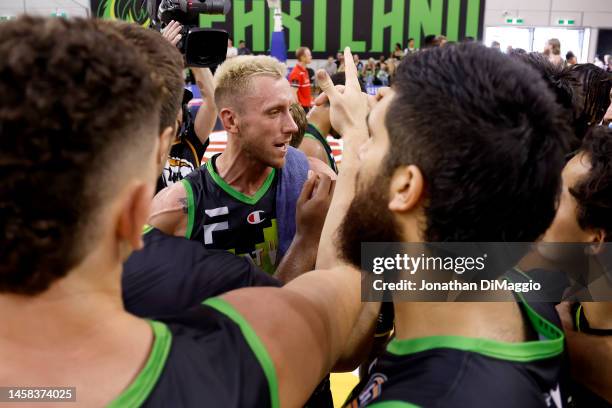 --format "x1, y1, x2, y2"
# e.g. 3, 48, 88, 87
587, 229, 607, 255
219, 108, 239, 133
117, 182, 154, 256
157, 126, 174, 167
388, 165, 424, 213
